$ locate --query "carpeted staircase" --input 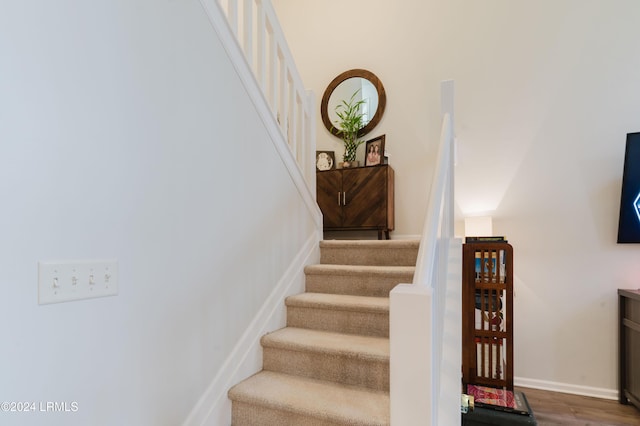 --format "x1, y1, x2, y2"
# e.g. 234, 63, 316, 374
228, 239, 419, 426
